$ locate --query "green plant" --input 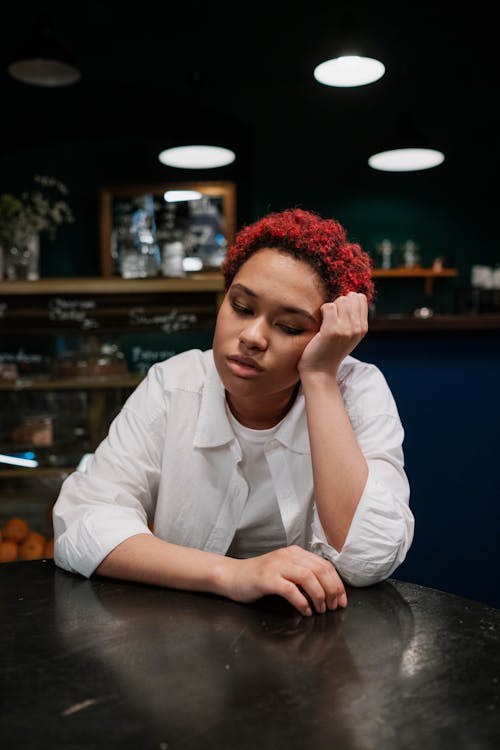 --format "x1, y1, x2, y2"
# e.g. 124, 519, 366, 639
0, 194, 23, 246
0, 175, 74, 246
